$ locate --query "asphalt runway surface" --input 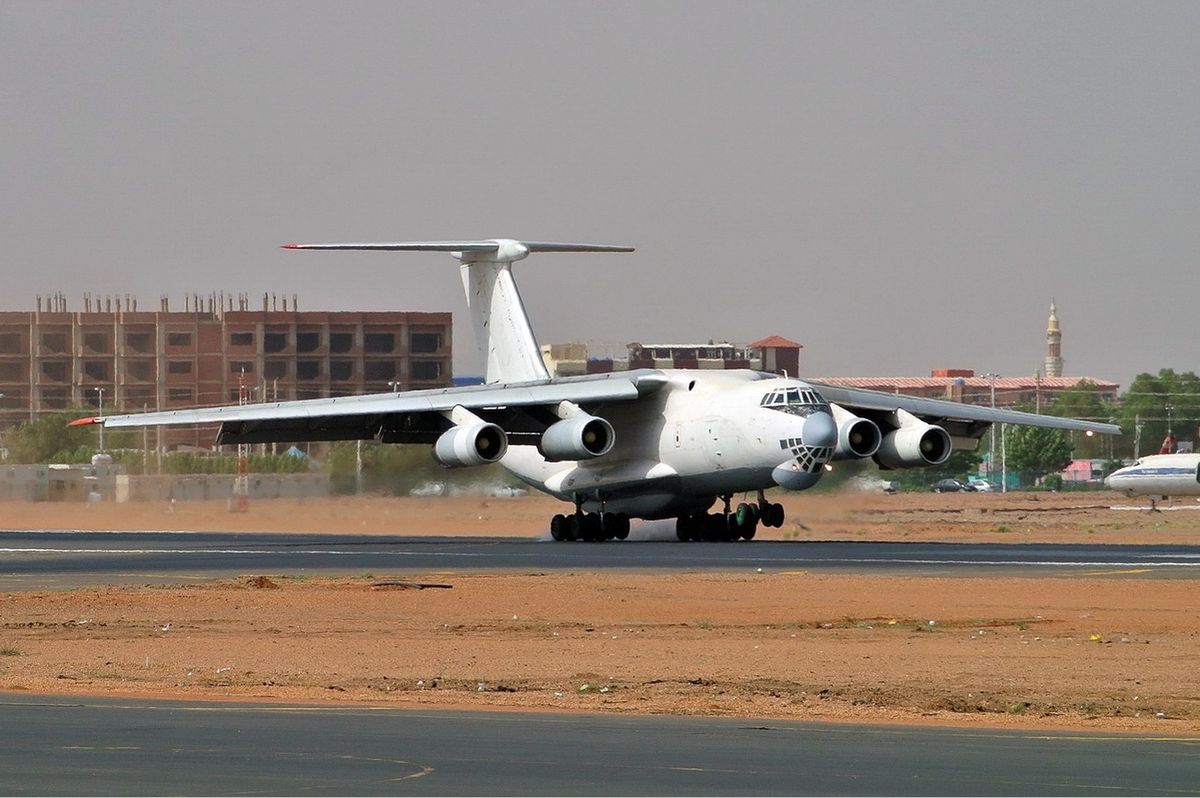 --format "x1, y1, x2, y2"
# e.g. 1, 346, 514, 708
1, 694, 1195, 796
2, 530, 1200, 587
